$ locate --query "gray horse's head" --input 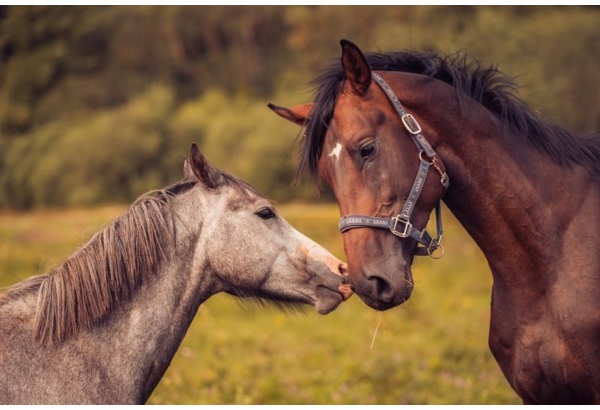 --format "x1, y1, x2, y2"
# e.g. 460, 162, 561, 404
182, 144, 352, 314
